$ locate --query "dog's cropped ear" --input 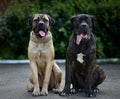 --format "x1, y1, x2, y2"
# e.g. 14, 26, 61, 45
70, 16, 76, 29
28, 16, 33, 26
48, 15, 55, 26
89, 15, 94, 32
